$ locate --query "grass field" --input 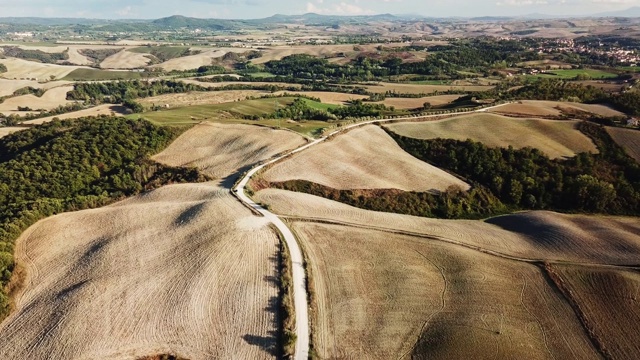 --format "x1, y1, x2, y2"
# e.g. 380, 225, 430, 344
62, 68, 143, 81
0, 58, 80, 80
0, 127, 25, 138
386, 113, 598, 159
0, 85, 73, 112
139, 97, 336, 136
606, 127, 640, 162
138, 90, 268, 108
529, 69, 618, 79
0, 183, 280, 359
21, 105, 128, 125
261, 125, 469, 192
